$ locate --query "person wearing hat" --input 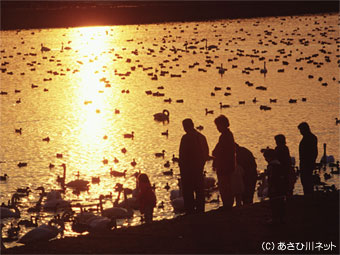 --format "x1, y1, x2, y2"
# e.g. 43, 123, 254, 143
298, 122, 318, 196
